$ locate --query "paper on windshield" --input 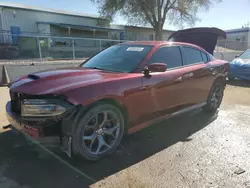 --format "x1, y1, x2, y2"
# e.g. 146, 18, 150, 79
126, 47, 144, 52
